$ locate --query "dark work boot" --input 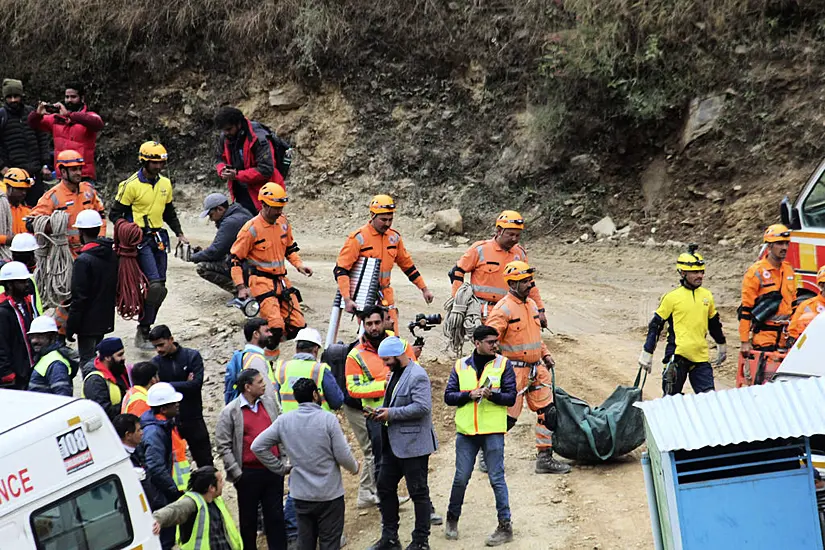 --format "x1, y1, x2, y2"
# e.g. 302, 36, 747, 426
485, 519, 514, 546
445, 513, 459, 540
535, 449, 571, 474
478, 451, 489, 473
367, 539, 402, 550
134, 326, 154, 351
